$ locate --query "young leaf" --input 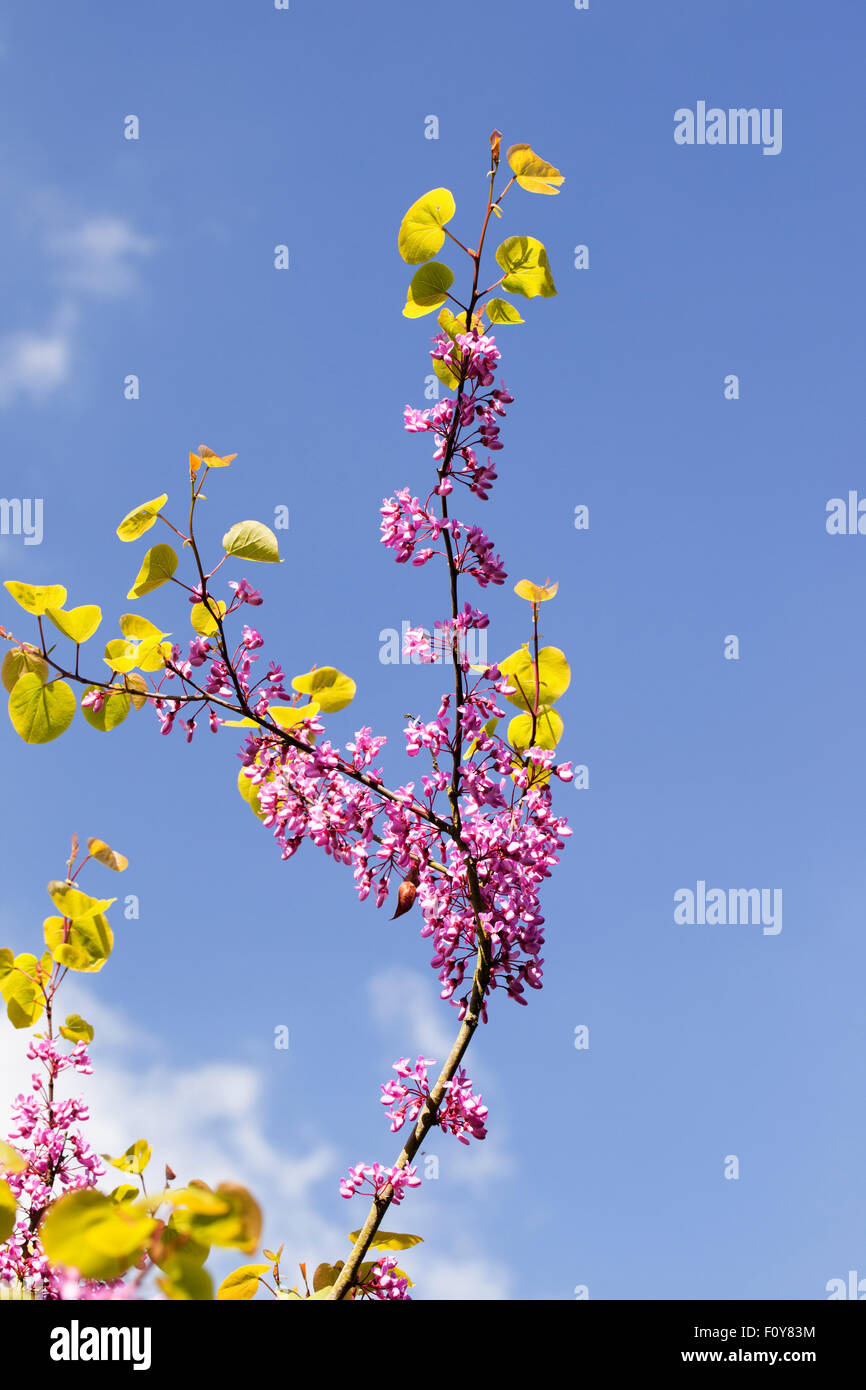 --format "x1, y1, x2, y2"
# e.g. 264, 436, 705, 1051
506, 144, 564, 195
3, 581, 67, 616
507, 706, 564, 752
40, 1189, 156, 1281
222, 521, 281, 564
197, 445, 237, 469
216, 1263, 270, 1301
127, 544, 178, 599
101, 1140, 152, 1176
0, 1179, 17, 1242
1, 646, 49, 693
8, 674, 76, 744
46, 882, 115, 920
44, 914, 114, 973
498, 646, 571, 711
81, 685, 130, 732
495, 236, 556, 299
347, 1229, 423, 1251
45, 605, 102, 644
87, 838, 129, 872
398, 187, 456, 264
116, 494, 168, 542
514, 578, 558, 603
484, 297, 524, 325
59, 1013, 95, 1043
191, 600, 227, 636
291, 666, 356, 712
403, 262, 454, 318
